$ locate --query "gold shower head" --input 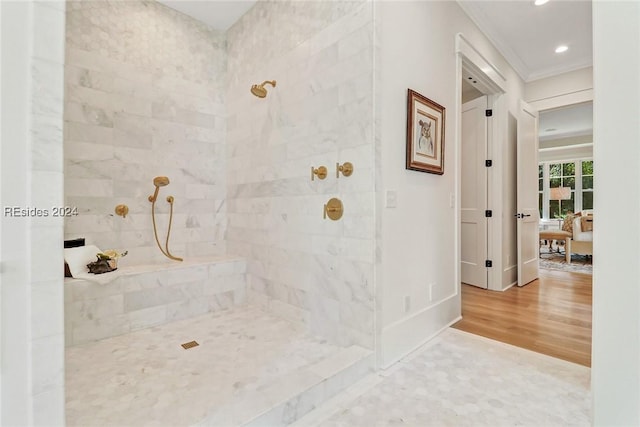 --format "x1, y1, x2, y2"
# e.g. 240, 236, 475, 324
251, 80, 276, 98
153, 176, 170, 187
149, 176, 170, 202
